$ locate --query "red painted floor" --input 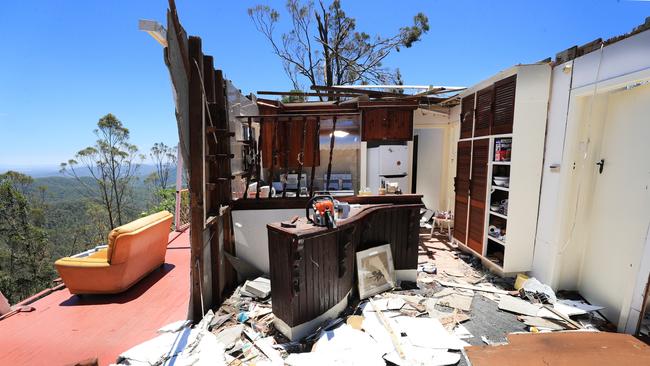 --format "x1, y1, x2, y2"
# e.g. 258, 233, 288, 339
0, 231, 190, 366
